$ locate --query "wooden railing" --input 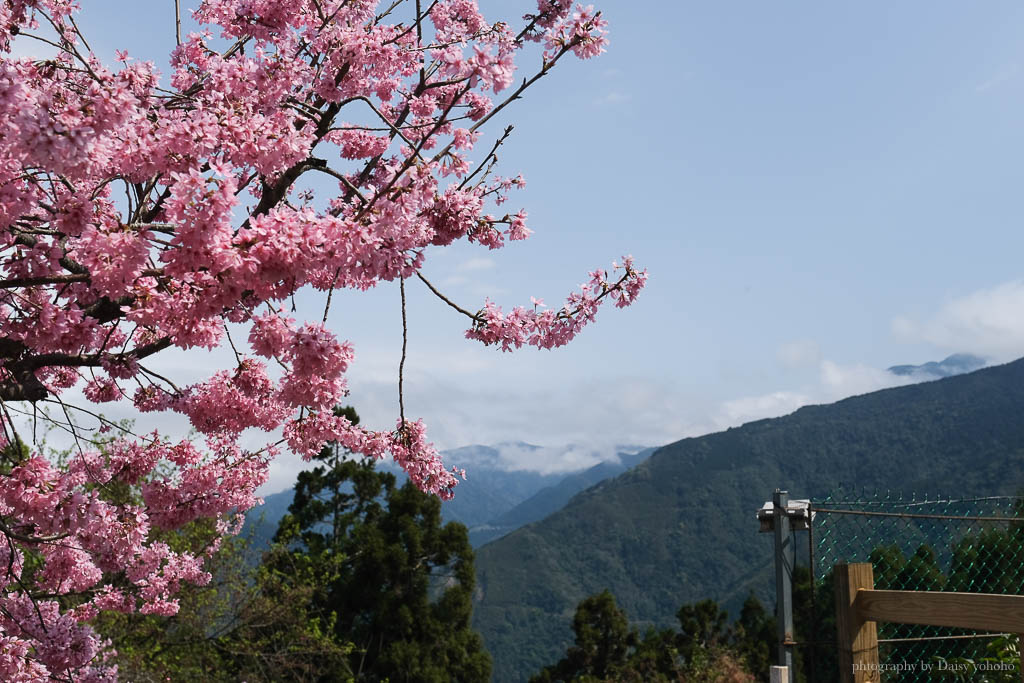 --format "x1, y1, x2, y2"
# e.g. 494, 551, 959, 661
835, 562, 1024, 683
